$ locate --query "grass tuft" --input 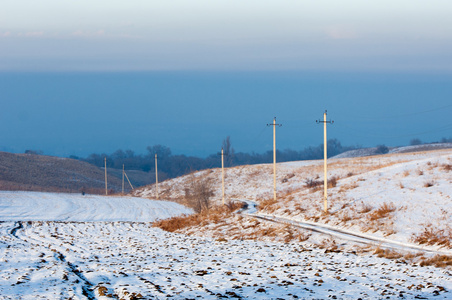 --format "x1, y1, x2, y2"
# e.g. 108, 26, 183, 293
367, 202, 396, 221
